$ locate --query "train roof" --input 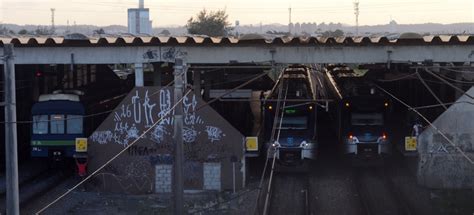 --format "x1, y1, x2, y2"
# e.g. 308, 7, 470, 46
38, 93, 80, 102
32, 100, 85, 115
